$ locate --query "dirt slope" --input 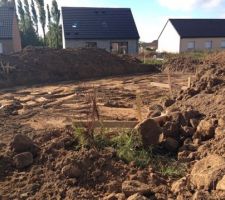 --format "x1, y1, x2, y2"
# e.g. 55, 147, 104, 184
0, 47, 159, 88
